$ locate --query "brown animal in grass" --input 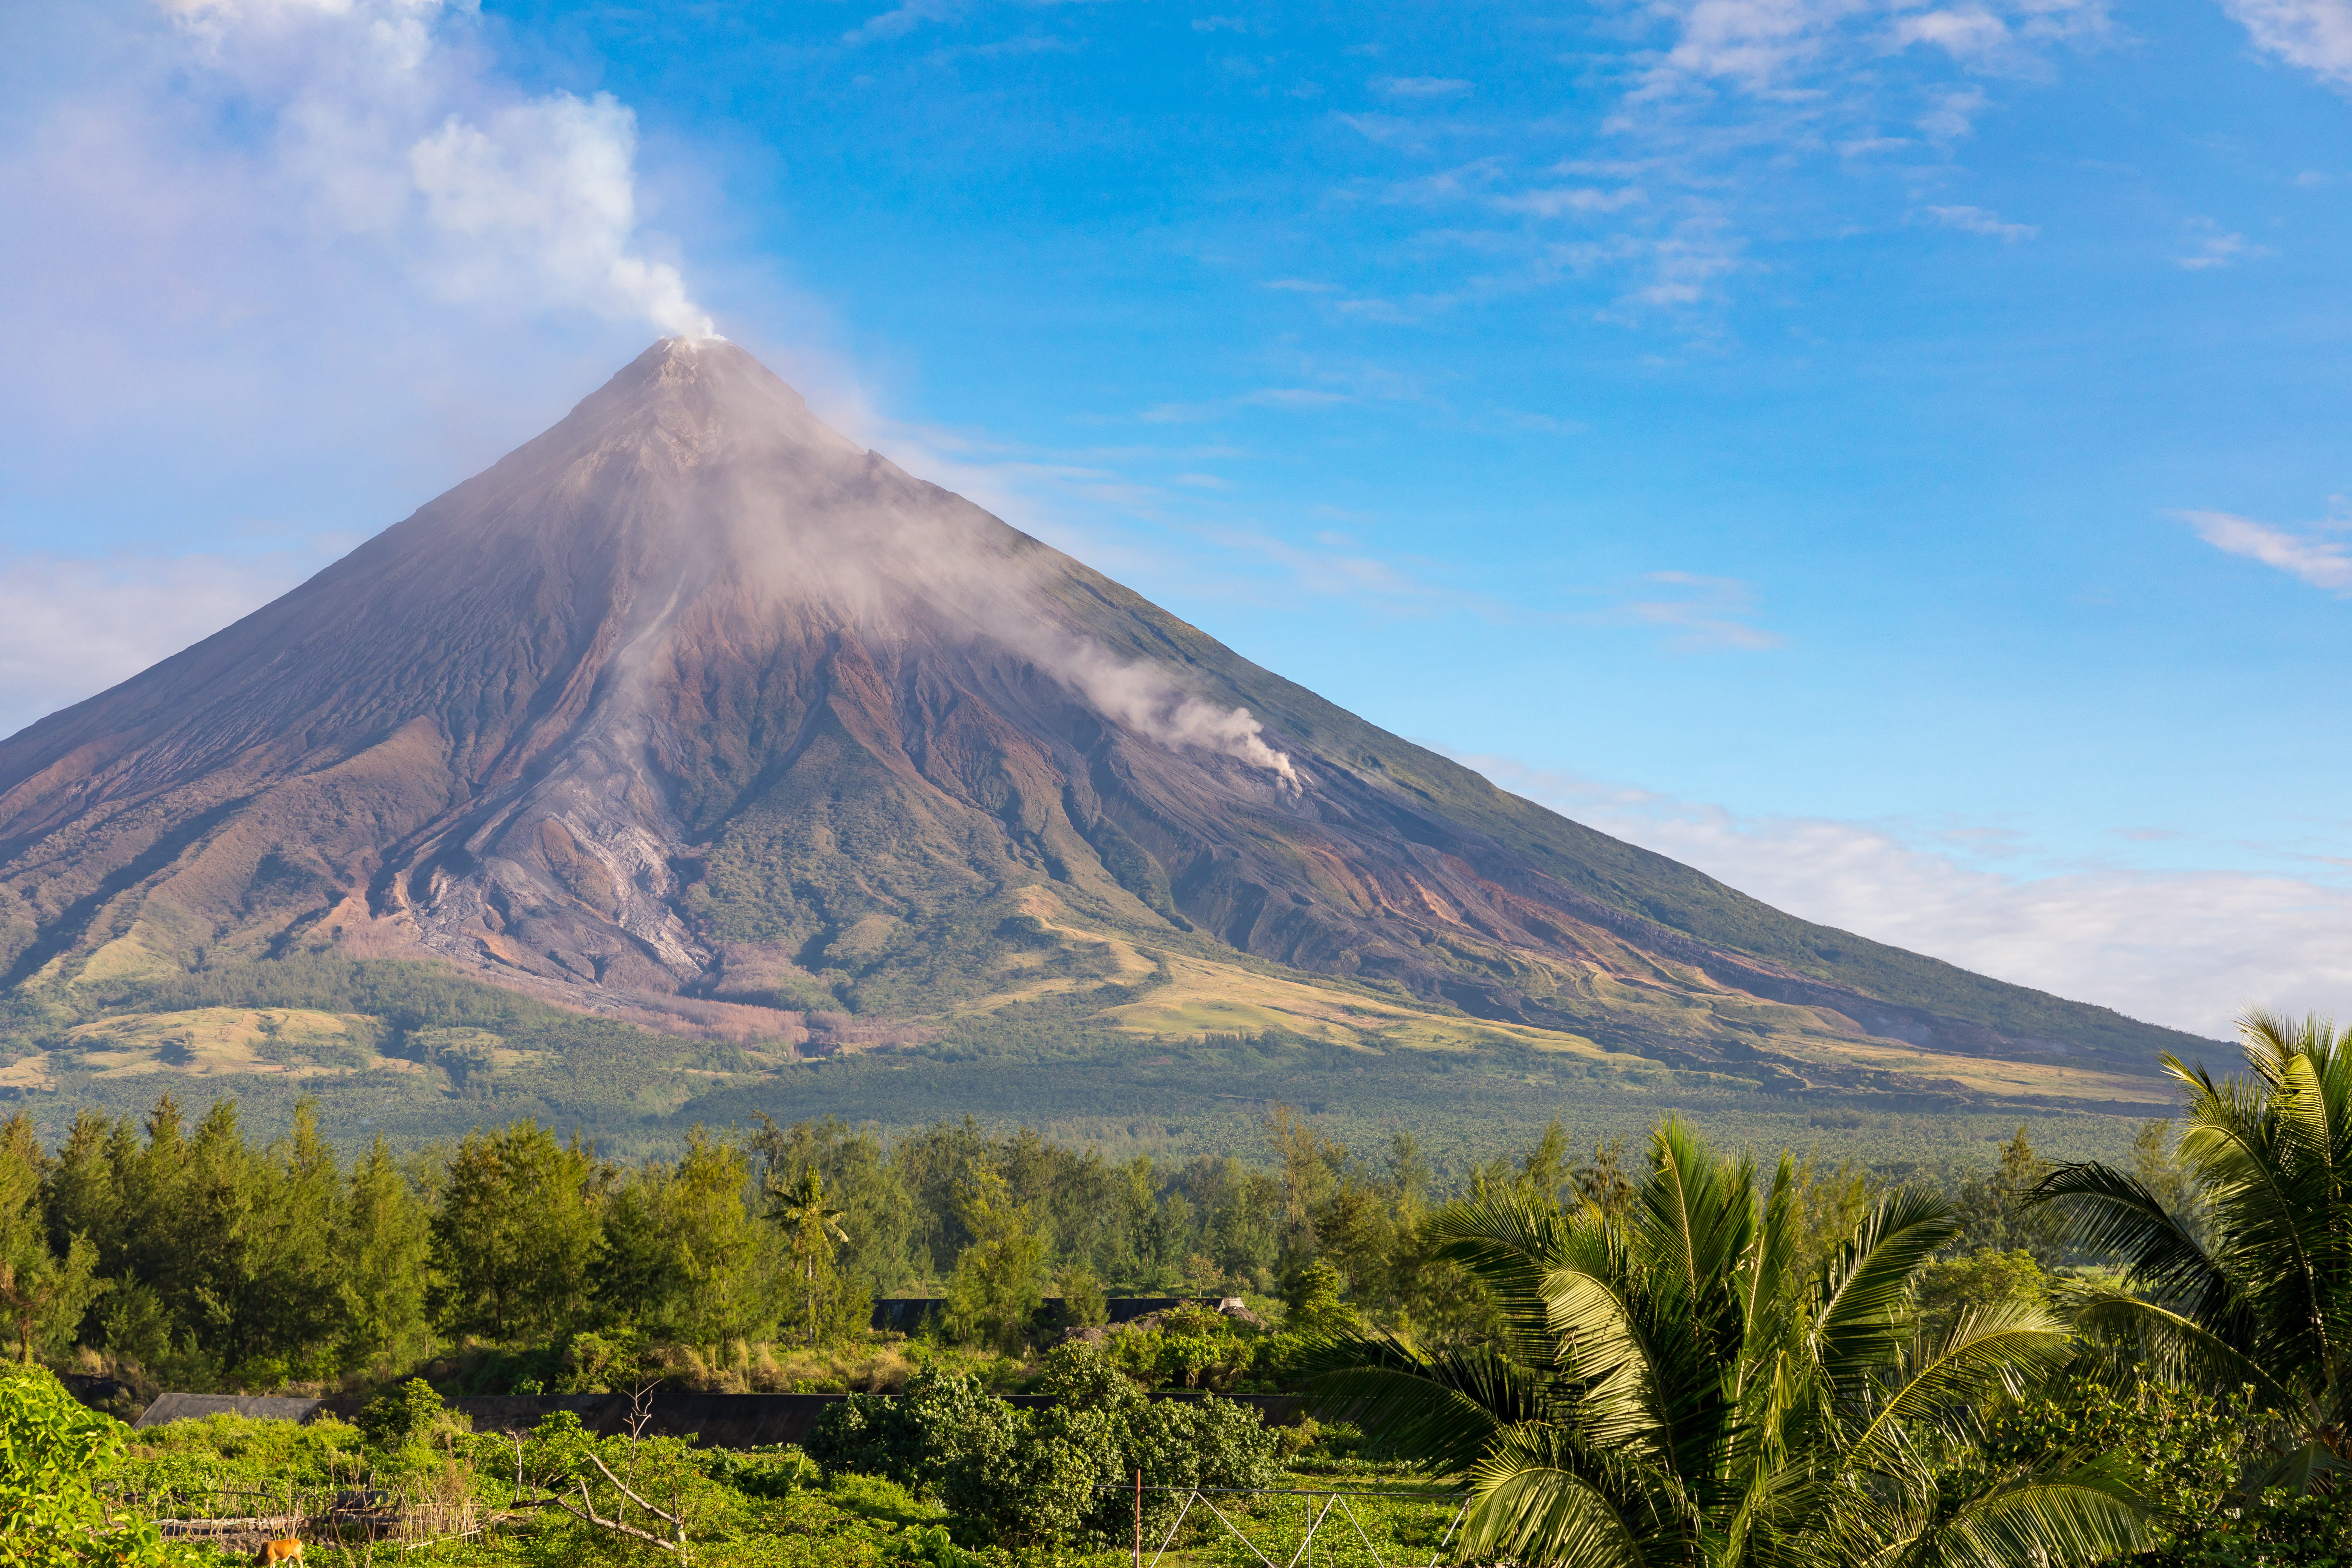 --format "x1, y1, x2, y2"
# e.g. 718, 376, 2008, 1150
255, 1540, 302, 1566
